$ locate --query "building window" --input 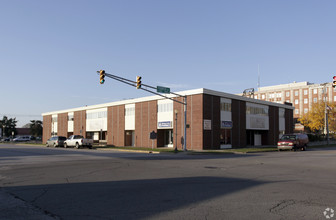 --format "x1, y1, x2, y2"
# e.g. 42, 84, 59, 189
304, 90, 308, 95
334, 96, 336, 102
261, 94, 265, 99
313, 98, 317, 103
304, 98, 308, 104
304, 108, 308, 114
295, 99, 299, 105
52, 116, 57, 123
158, 103, 173, 113
286, 91, 290, 97
295, 109, 299, 114
276, 93, 282, 98
246, 106, 268, 116
125, 107, 135, 116
295, 91, 299, 96
220, 103, 231, 112
313, 89, 317, 94
86, 111, 107, 119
